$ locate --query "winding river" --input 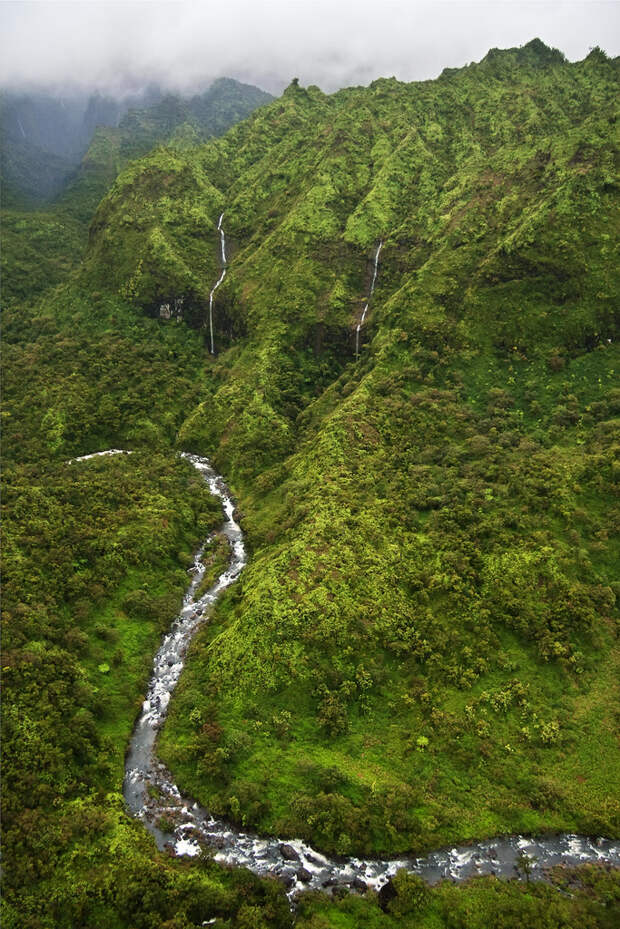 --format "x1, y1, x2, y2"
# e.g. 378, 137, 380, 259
74, 451, 620, 896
